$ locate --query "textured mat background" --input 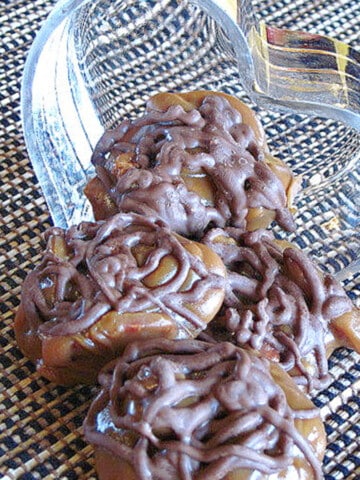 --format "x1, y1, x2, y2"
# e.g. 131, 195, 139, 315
1, 0, 359, 478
